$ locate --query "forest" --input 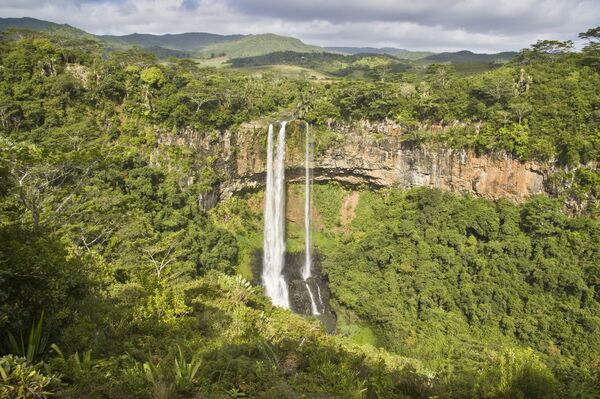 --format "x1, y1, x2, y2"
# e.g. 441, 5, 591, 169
0, 24, 599, 398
